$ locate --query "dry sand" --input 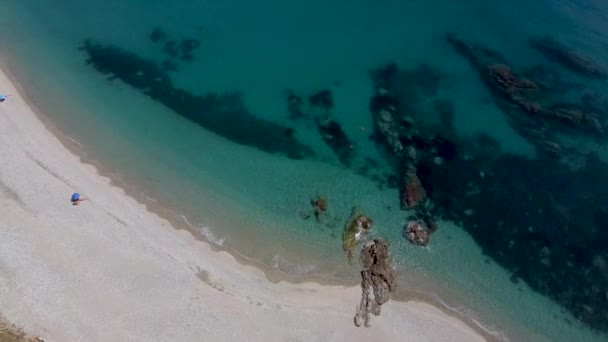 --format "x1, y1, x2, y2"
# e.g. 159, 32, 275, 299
0, 68, 486, 342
